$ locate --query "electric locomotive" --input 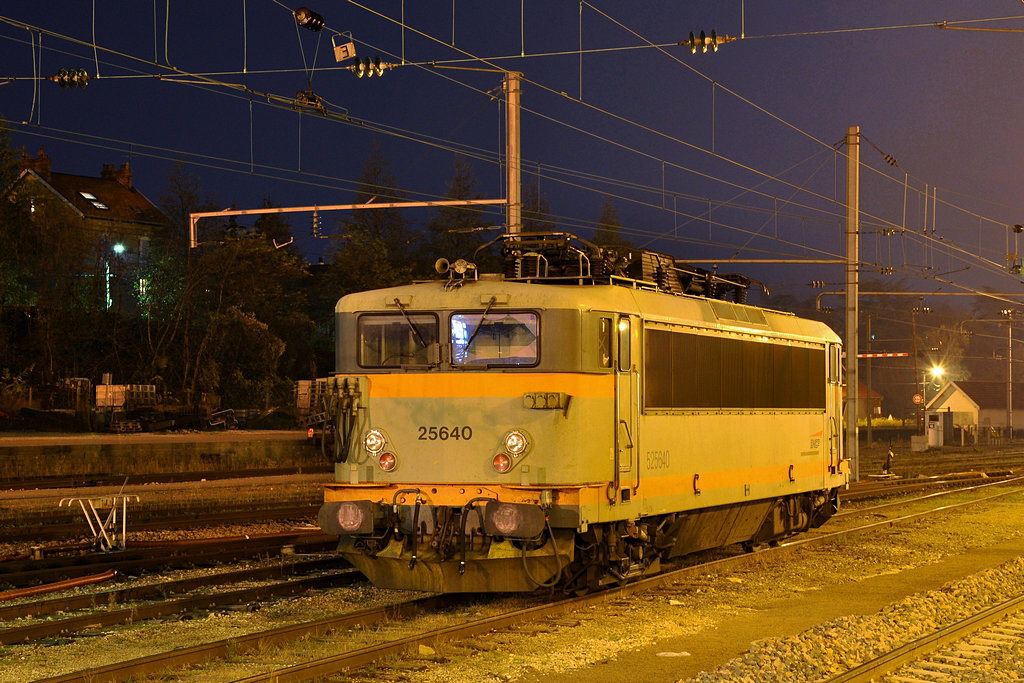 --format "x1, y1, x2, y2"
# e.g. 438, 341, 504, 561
316, 232, 848, 593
